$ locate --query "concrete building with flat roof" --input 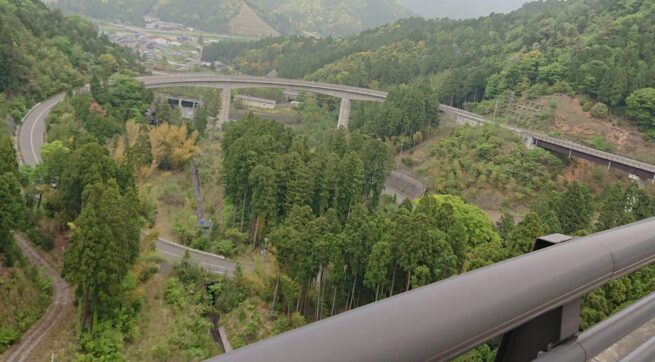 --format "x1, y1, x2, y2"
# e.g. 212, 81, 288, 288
235, 94, 276, 110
